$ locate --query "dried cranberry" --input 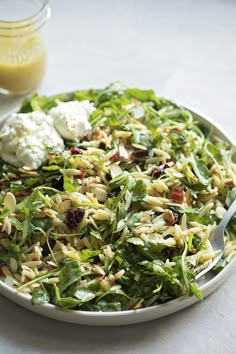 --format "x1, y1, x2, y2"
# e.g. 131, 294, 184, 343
172, 127, 182, 132
163, 163, 170, 169
8, 175, 18, 181
42, 239, 56, 257
70, 147, 83, 155
74, 170, 87, 179
152, 163, 170, 178
131, 150, 149, 159
171, 189, 184, 204
105, 172, 112, 181
99, 141, 106, 150
79, 169, 87, 179
152, 168, 164, 178
52, 175, 64, 191
66, 207, 85, 229
107, 187, 120, 198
